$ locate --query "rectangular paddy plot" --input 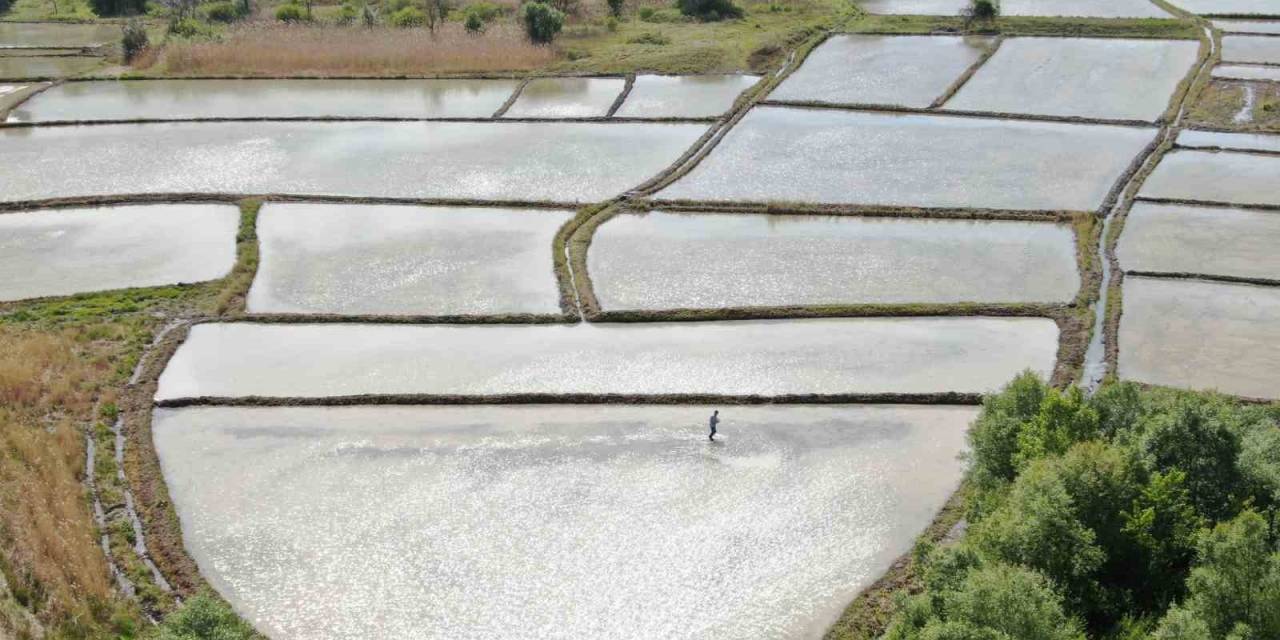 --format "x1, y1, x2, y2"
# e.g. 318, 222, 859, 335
945, 38, 1200, 122
154, 403, 976, 640
1120, 276, 1280, 399
1170, 0, 1280, 16
0, 121, 706, 203
248, 203, 572, 316
155, 318, 1059, 400
0, 22, 119, 48
657, 107, 1155, 211
1212, 64, 1280, 81
614, 75, 758, 118
1118, 202, 1280, 281
0, 55, 100, 79
856, 0, 970, 14
1222, 35, 1280, 63
587, 211, 1080, 310
1140, 150, 1280, 206
769, 35, 993, 109
7, 78, 522, 122
1214, 19, 1280, 33
0, 204, 238, 301
1178, 129, 1280, 152
1000, 0, 1173, 18
503, 77, 625, 118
